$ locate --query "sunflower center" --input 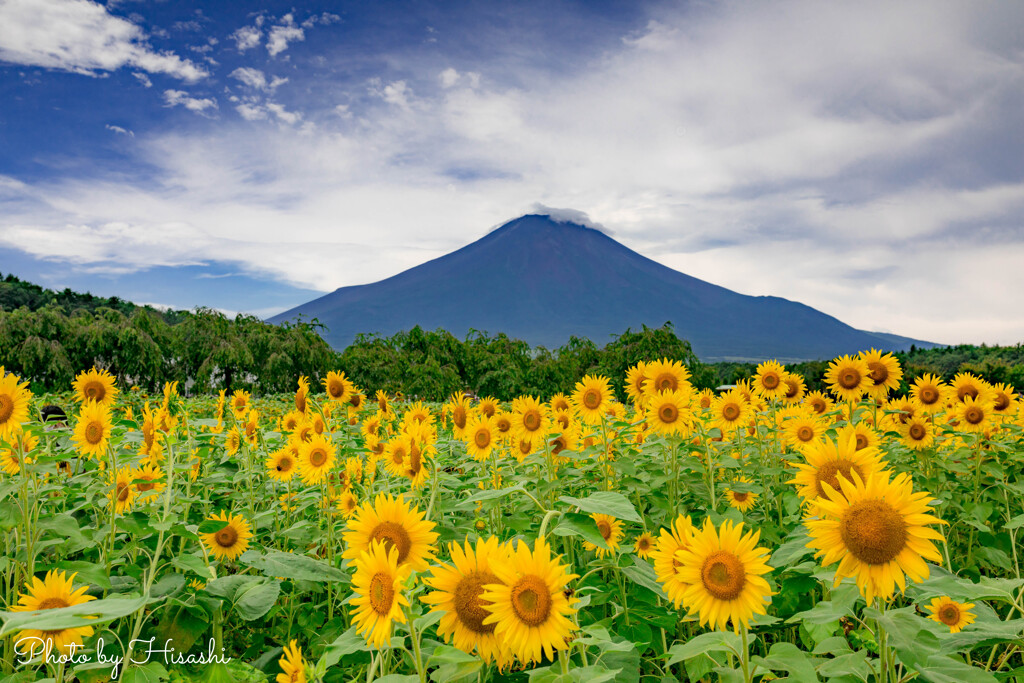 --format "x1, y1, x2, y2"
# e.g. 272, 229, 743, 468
994, 394, 1009, 411
785, 381, 799, 399
597, 520, 612, 541
938, 605, 960, 626
839, 368, 861, 389
474, 429, 491, 449
453, 570, 499, 634
760, 373, 779, 390
840, 499, 907, 565
964, 406, 984, 424
85, 421, 104, 445
328, 380, 344, 398
84, 380, 106, 401
279, 456, 294, 473
38, 597, 69, 611
0, 394, 13, 422
582, 389, 601, 410
370, 522, 412, 564
551, 436, 567, 455
496, 418, 511, 433
556, 414, 569, 429
908, 423, 926, 440
957, 385, 978, 401
637, 537, 651, 551
117, 483, 132, 502
453, 407, 468, 430
407, 447, 422, 475
700, 550, 746, 601
796, 425, 815, 442
868, 362, 888, 384
814, 459, 863, 498
522, 410, 541, 432
296, 392, 307, 413
510, 575, 552, 627
919, 386, 938, 404
810, 398, 826, 414
309, 447, 328, 467
215, 525, 239, 548
654, 373, 677, 392
659, 403, 679, 424
372, 441, 385, 456
369, 571, 395, 616
855, 434, 869, 450
732, 491, 749, 502
137, 477, 156, 492
518, 439, 532, 455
